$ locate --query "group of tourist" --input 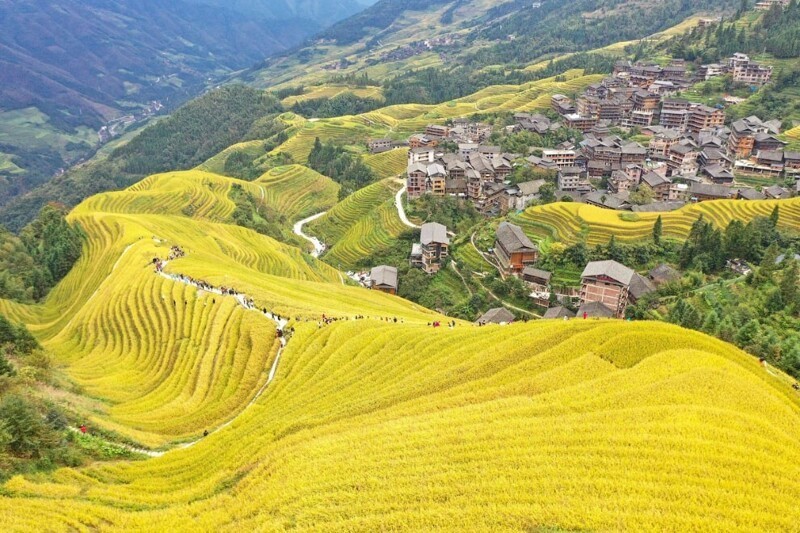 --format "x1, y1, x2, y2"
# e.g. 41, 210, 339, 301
168, 246, 185, 260
429, 320, 457, 328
